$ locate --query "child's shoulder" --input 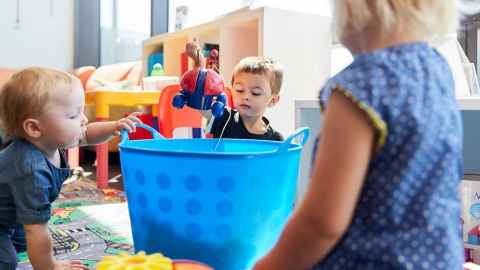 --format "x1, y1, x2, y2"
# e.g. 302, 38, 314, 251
319, 60, 379, 106
261, 116, 283, 141
0, 139, 46, 178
